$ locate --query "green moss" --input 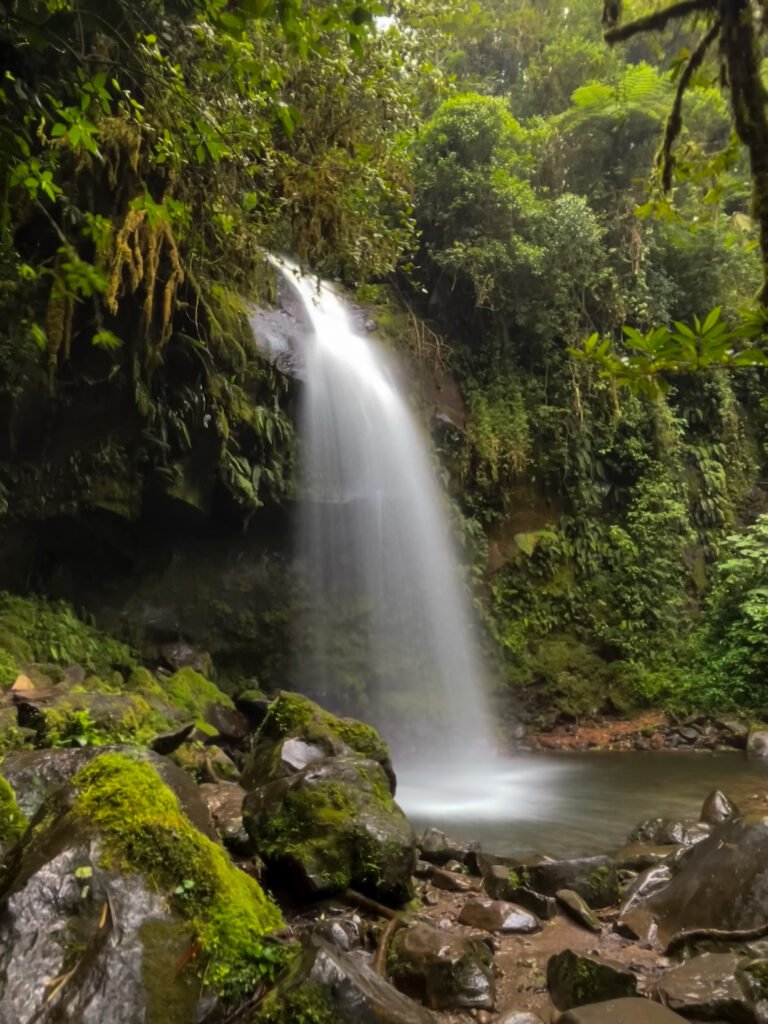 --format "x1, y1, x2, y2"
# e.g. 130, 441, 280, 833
126, 666, 166, 698
43, 694, 163, 748
264, 692, 390, 766
0, 647, 19, 688
163, 668, 234, 720
0, 775, 28, 844
254, 981, 335, 1024
0, 592, 136, 675
140, 920, 203, 1024
73, 753, 287, 1000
